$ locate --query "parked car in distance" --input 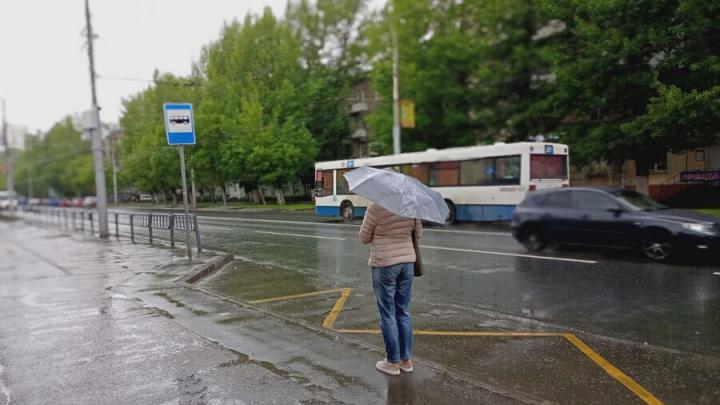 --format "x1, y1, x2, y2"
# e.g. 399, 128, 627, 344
138, 194, 153, 202
0, 191, 18, 210
82, 196, 97, 209
511, 187, 720, 261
